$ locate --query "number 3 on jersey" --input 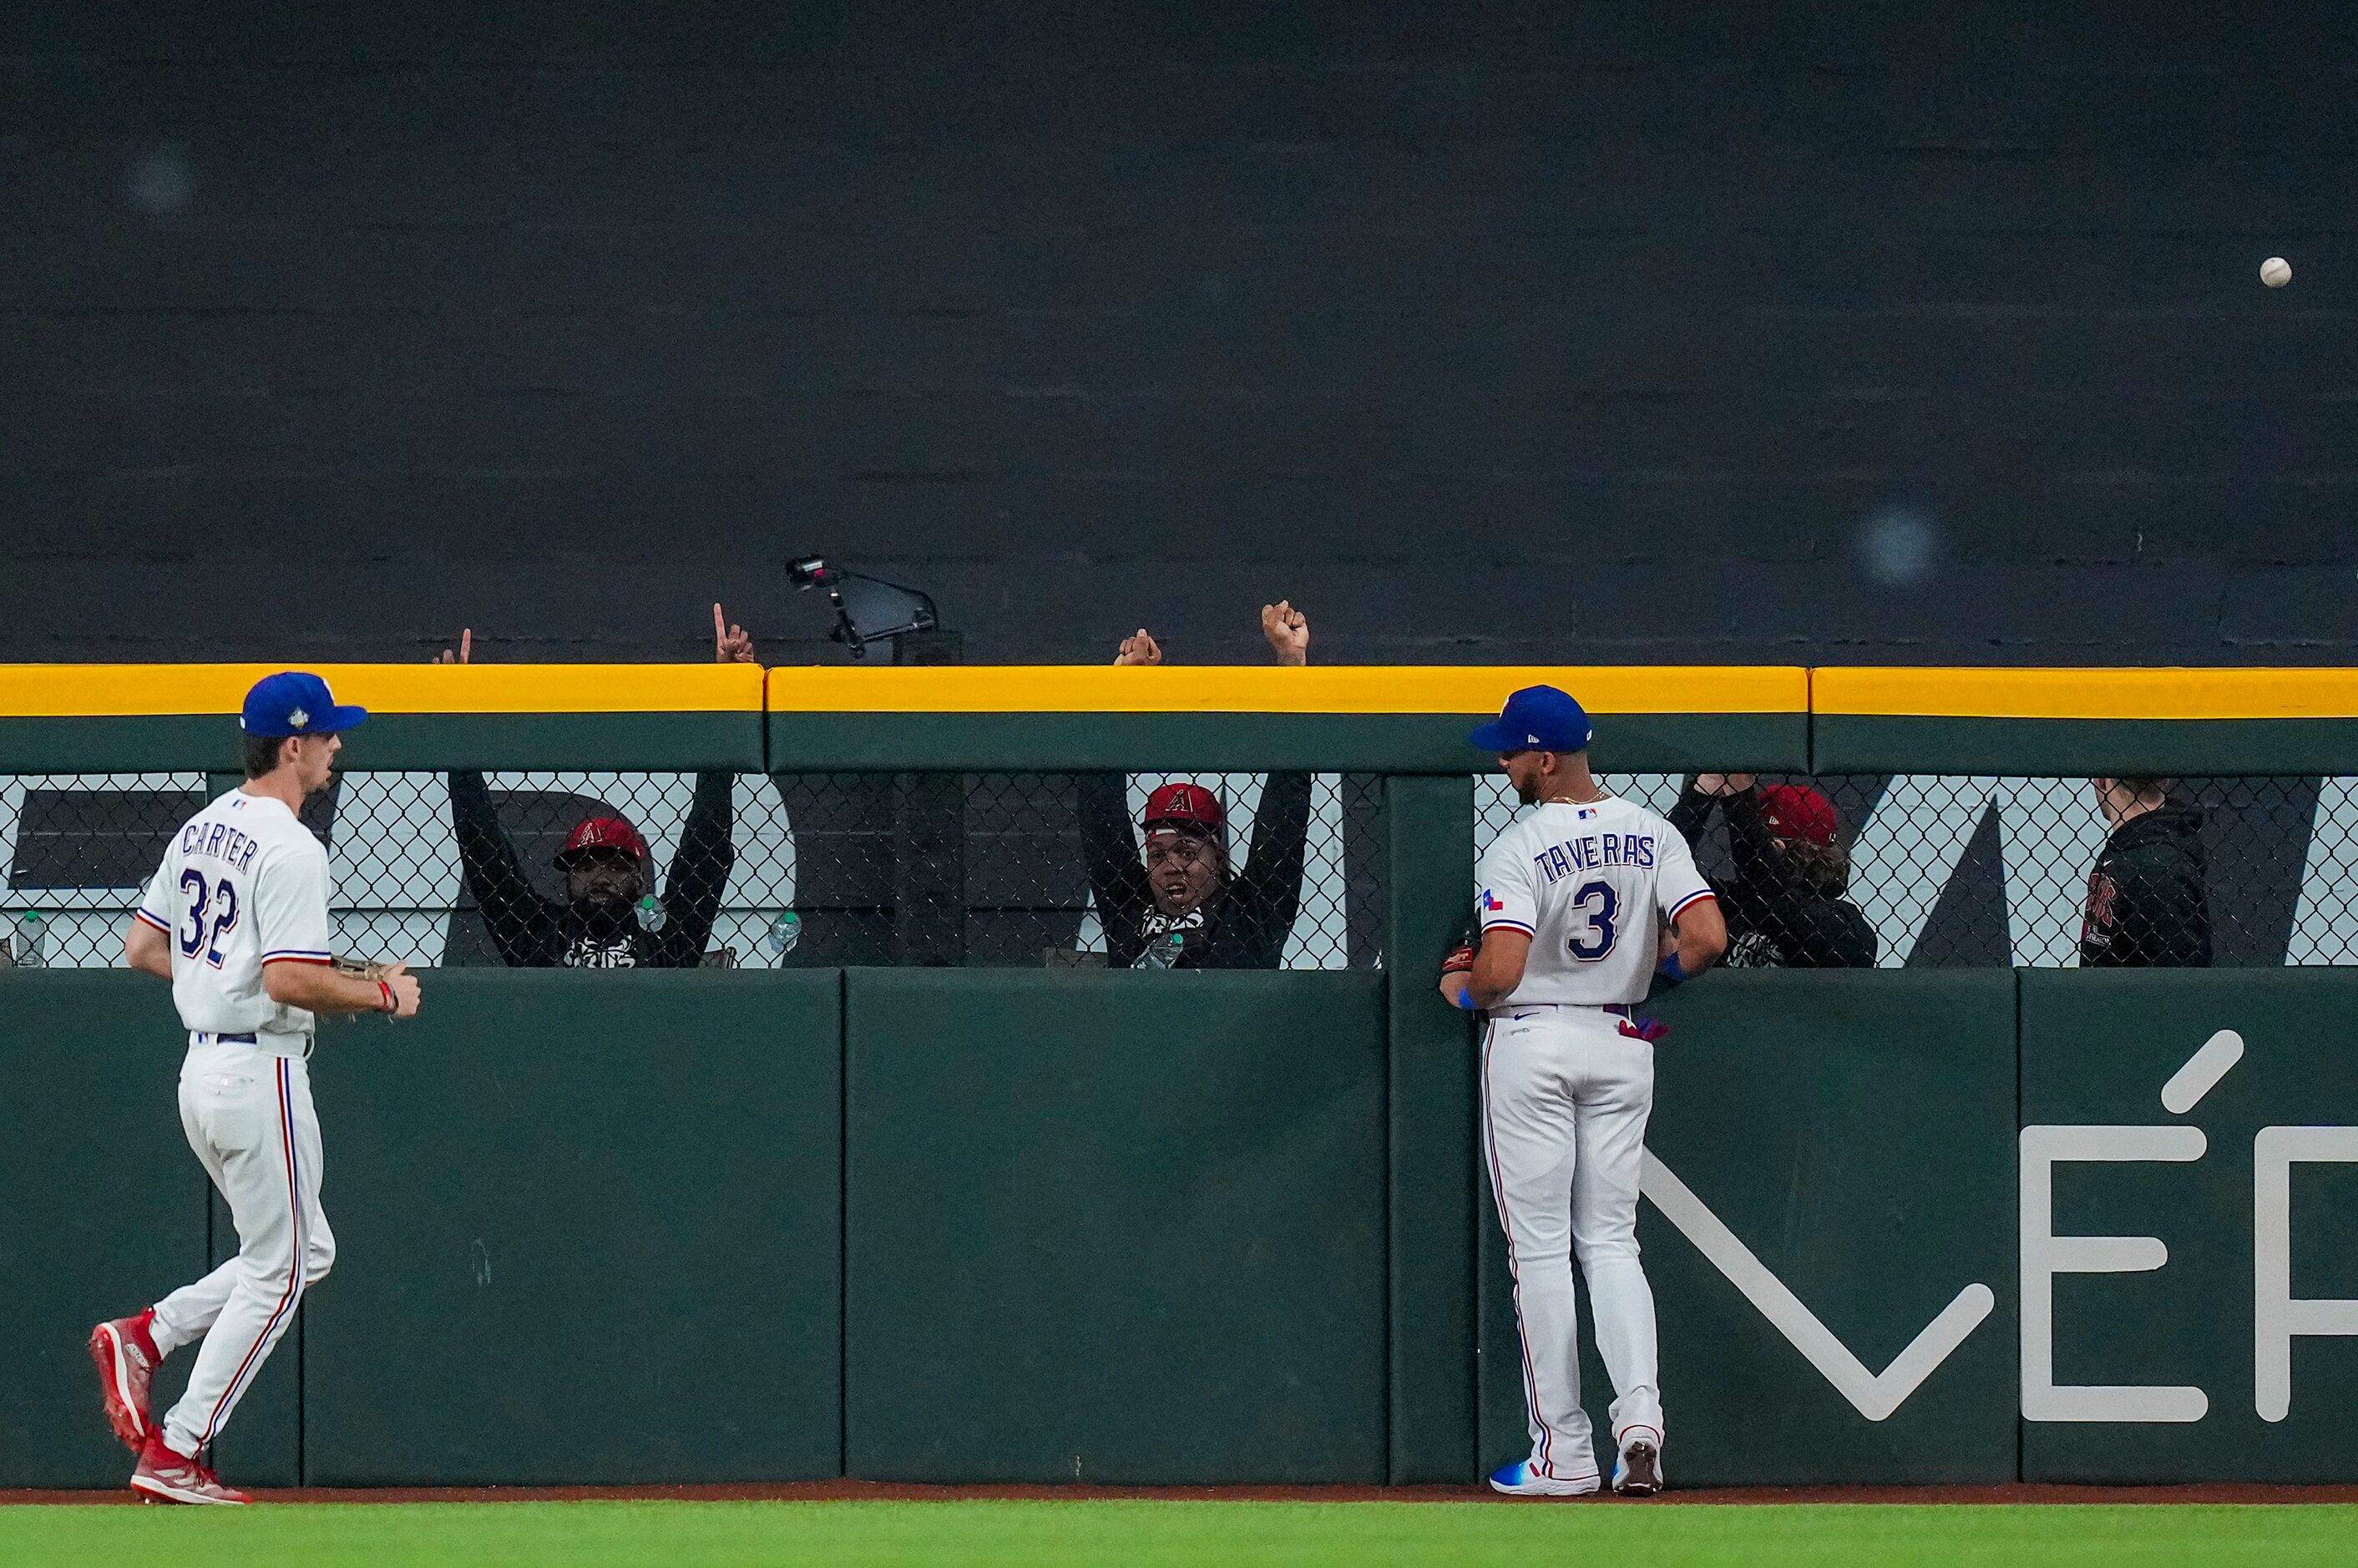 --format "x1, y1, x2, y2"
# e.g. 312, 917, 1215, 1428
176, 868, 240, 968
1566, 878, 1617, 961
